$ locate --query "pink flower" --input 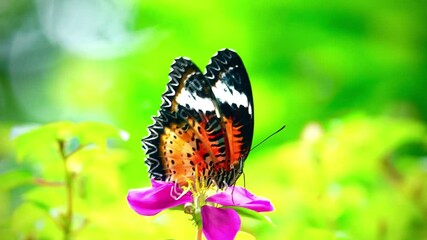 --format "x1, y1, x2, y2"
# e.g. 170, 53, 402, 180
127, 179, 273, 240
